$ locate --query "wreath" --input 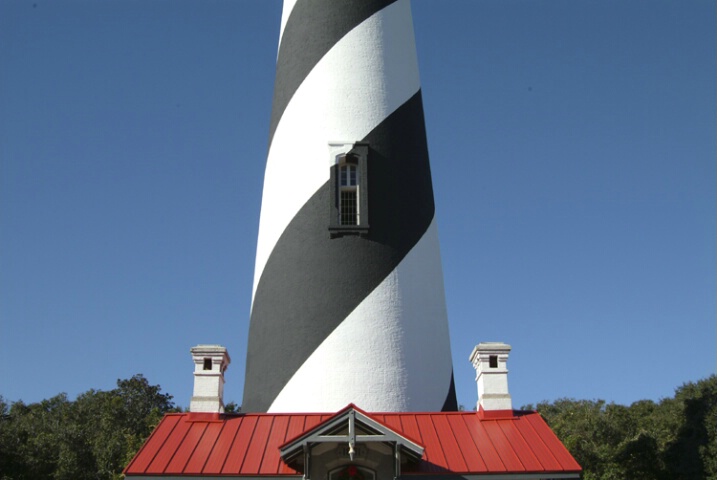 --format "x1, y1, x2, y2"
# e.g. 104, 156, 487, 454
335, 465, 364, 480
